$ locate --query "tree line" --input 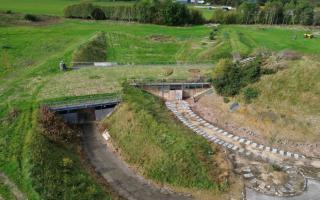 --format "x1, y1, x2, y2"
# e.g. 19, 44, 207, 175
211, 0, 320, 26
64, 0, 204, 26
